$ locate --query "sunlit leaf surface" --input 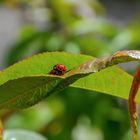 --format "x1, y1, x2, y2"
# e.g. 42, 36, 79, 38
0, 51, 140, 109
